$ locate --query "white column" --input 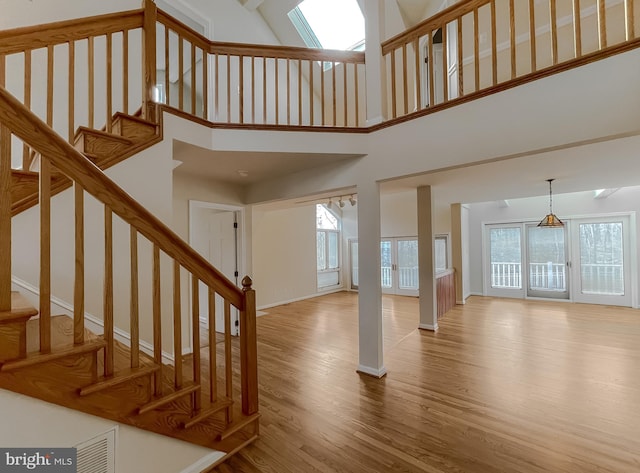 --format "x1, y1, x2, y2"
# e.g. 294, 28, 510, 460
418, 186, 438, 331
451, 203, 464, 304
356, 180, 385, 377
363, 0, 387, 126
